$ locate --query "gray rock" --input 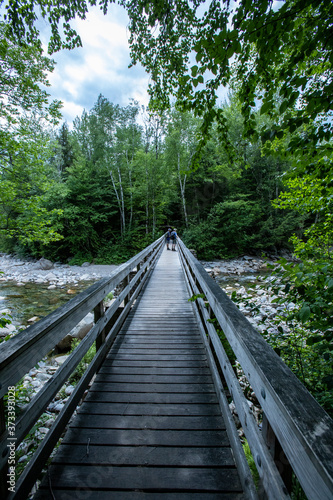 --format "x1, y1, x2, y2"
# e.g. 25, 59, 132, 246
54, 355, 70, 365
38, 258, 54, 270
79, 274, 90, 280
54, 403, 64, 412
35, 278, 46, 284
65, 385, 75, 396
81, 262, 91, 267
44, 272, 57, 281
36, 372, 51, 382
38, 427, 49, 434
56, 334, 73, 351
